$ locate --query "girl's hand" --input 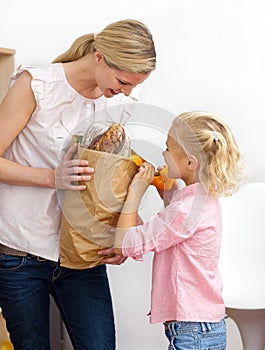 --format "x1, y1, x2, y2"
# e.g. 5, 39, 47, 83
129, 162, 155, 197
55, 143, 94, 190
136, 162, 155, 183
98, 247, 127, 265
